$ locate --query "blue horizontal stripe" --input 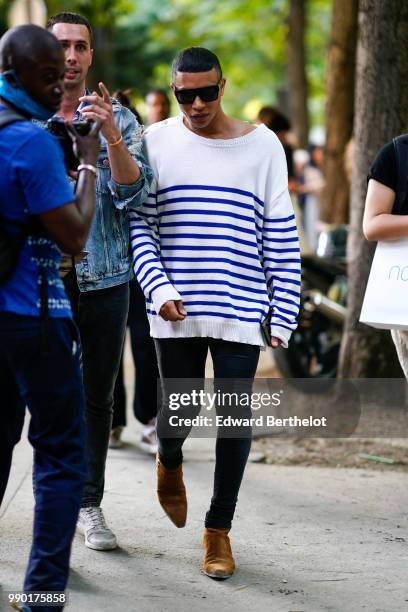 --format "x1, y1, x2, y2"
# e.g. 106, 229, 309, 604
184, 300, 265, 314
275, 305, 298, 318
263, 225, 297, 233
162, 256, 262, 273
135, 256, 157, 279
174, 278, 269, 296
157, 196, 264, 222
157, 206, 256, 225
159, 220, 257, 237
129, 229, 160, 243
266, 267, 300, 275
165, 267, 264, 284
273, 287, 300, 299
274, 313, 295, 325
156, 184, 265, 207
272, 322, 295, 332
159, 233, 258, 249
180, 289, 269, 306
160, 244, 259, 260
264, 257, 300, 264
139, 266, 163, 287
263, 246, 300, 254
136, 210, 156, 219
263, 236, 299, 243
271, 275, 301, 287
131, 244, 156, 258
131, 241, 158, 253
274, 296, 299, 308
264, 214, 295, 224
143, 273, 165, 292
